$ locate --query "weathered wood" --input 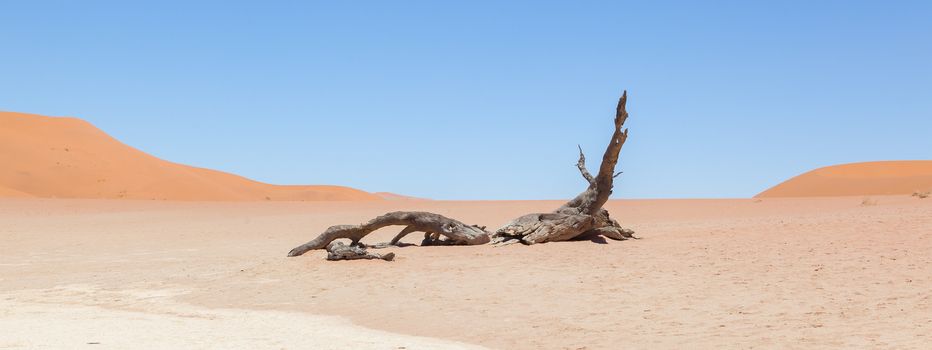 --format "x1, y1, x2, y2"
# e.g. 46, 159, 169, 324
326, 242, 395, 261
557, 91, 629, 216
493, 213, 596, 244
588, 208, 635, 239
490, 91, 634, 244
288, 91, 636, 258
287, 211, 490, 257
